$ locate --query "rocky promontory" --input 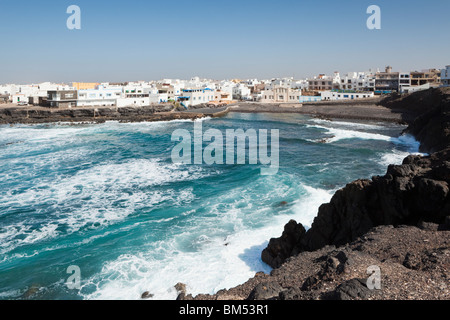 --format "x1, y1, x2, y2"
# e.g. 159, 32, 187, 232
262, 149, 450, 269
